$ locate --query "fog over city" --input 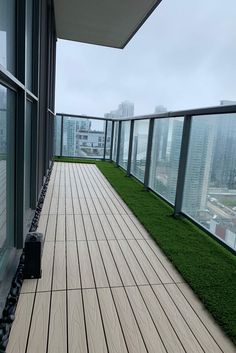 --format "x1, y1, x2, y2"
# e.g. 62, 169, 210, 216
56, 0, 236, 117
